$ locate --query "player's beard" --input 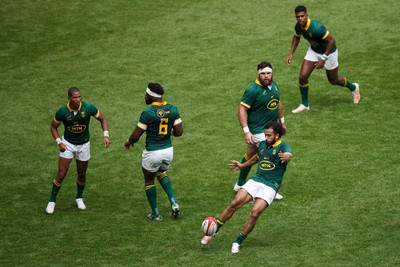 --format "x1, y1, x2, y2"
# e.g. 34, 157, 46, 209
260, 78, 271, 87
265, 136, 278, 147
